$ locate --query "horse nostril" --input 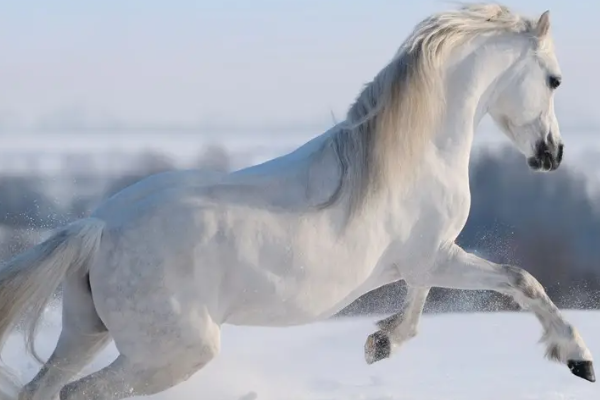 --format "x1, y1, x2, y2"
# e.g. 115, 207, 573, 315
557, 143, 564, 164
536, 140, 549, 158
